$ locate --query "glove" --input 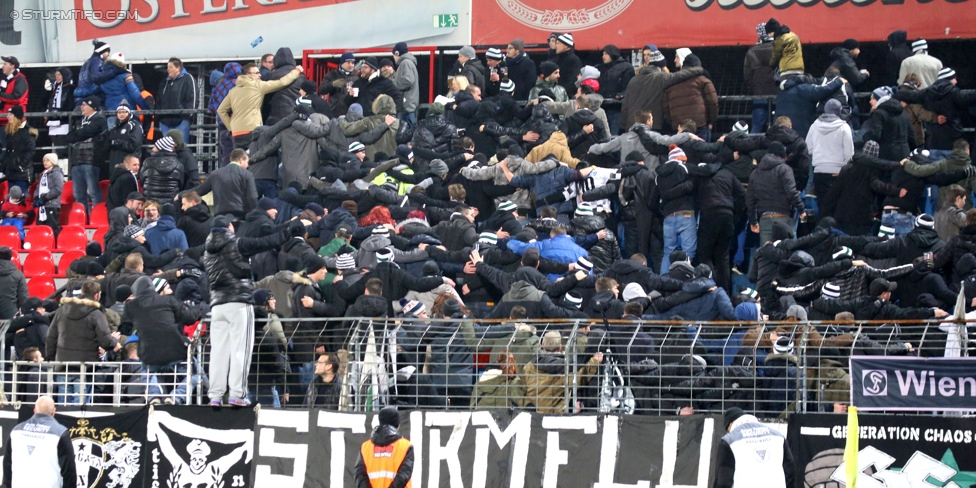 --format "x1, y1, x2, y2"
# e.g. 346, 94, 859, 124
182, 268, 204, 280
44, 79, 52, 91
33, 197, 43, 208
914, 258, 934, 271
